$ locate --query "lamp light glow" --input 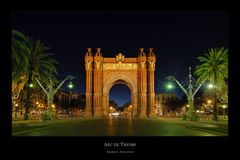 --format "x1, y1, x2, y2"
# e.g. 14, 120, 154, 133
208, 84, 214, 89
29, 83, 34, 88
68, 82, 74, 89
166, 82, 174, 90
